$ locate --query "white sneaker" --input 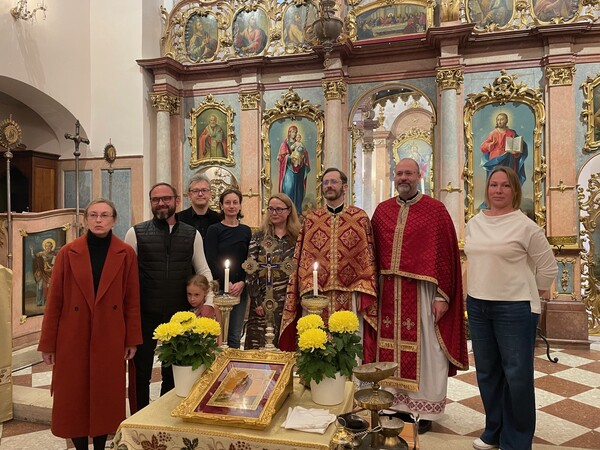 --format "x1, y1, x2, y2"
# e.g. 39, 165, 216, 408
473, 438, 499, 450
